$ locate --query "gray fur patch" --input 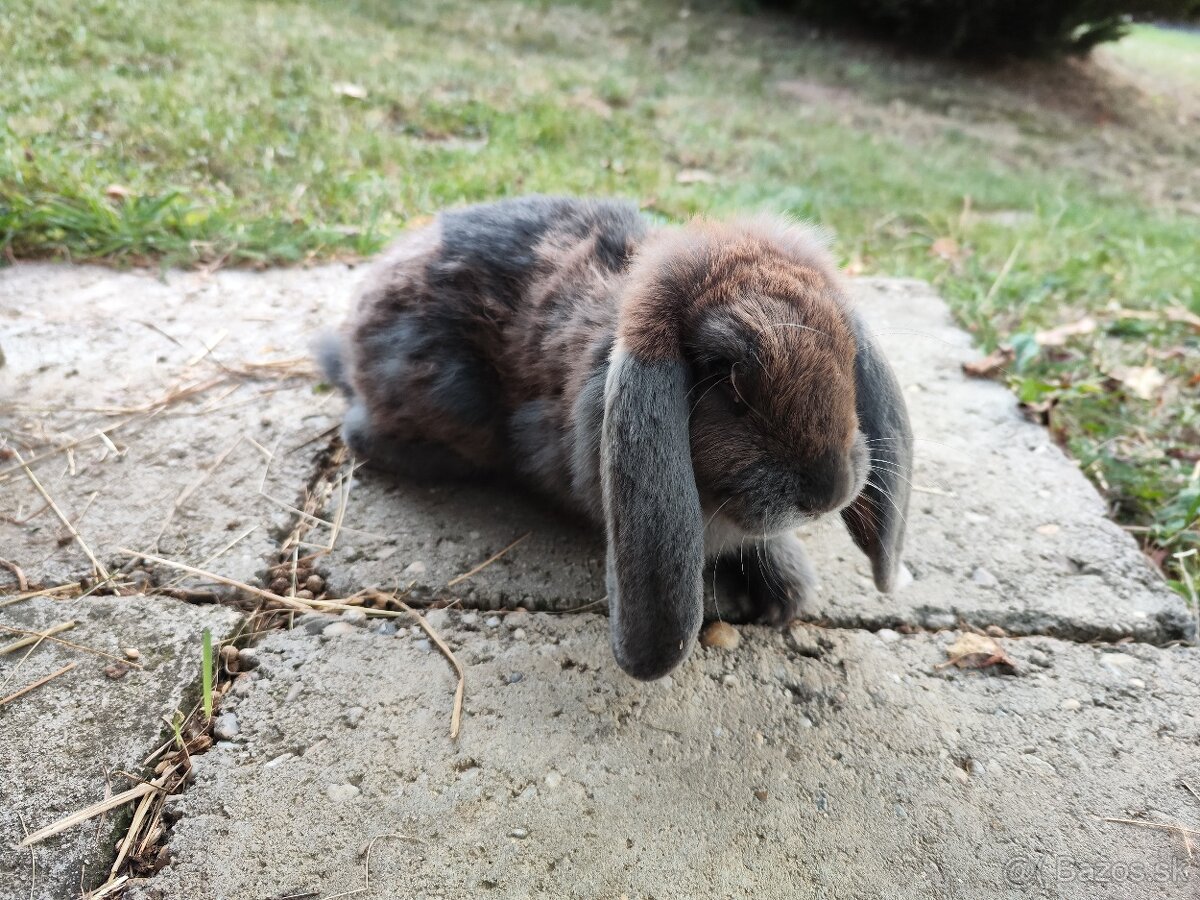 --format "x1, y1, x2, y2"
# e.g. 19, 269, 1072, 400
509, 400, 570, 498
569, 336, 614, 521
